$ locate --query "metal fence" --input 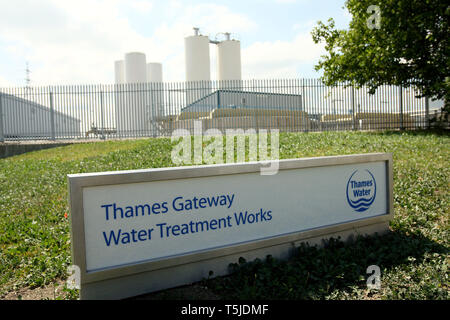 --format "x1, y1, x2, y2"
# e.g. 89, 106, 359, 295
0, 79, 430, 142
